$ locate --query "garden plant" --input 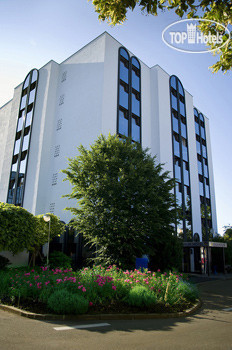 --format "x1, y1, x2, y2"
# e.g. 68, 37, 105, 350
0, 265, 199, 315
